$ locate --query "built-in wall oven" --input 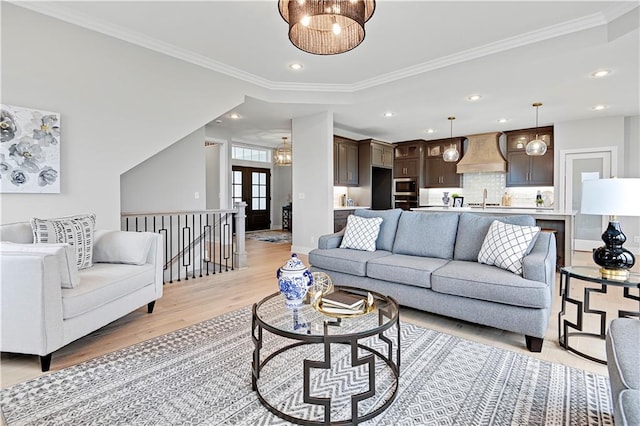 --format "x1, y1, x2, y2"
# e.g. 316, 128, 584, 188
393, 178, 418, 210
394, 195, 418, 210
